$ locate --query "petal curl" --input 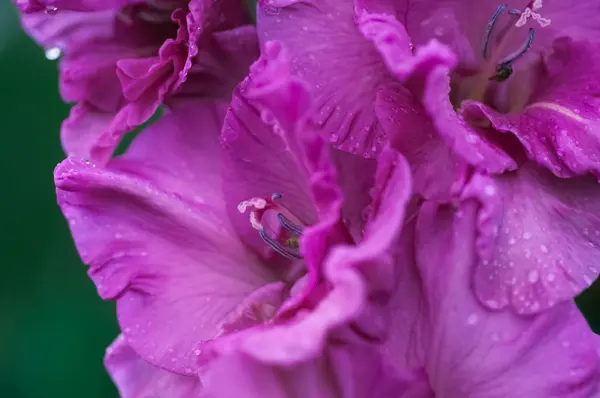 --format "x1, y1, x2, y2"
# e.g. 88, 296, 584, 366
467, 165, 600, 314
105, 335, 202, 398
56, 101, 273, 375
385, 195, 600, 397
201, 53, 412, 365
255, 0, 399, 158
463, 38, 600, 178
200, 344, 427, 398
201, 146, 412, 365
357, 12, 517, 173
17, 0, 141, 12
